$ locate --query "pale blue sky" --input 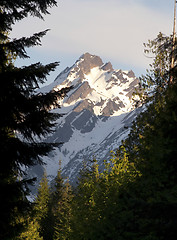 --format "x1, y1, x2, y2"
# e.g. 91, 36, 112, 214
11, 0, 174, 85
